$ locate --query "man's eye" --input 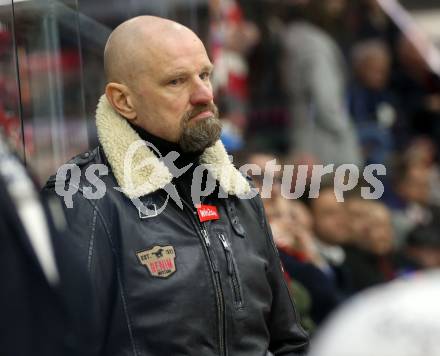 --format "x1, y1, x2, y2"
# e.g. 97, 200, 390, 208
169, 78, 183, 86
200, 72, 211, 80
